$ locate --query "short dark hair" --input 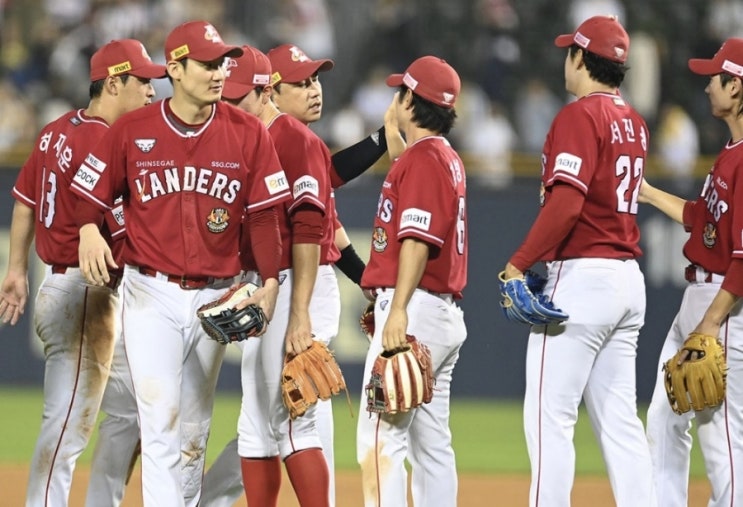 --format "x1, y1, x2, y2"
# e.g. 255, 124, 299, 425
719, 73, 743, 116
89, 73, 132, 99
397, 85, 457, 134
569, 45, 627, 88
